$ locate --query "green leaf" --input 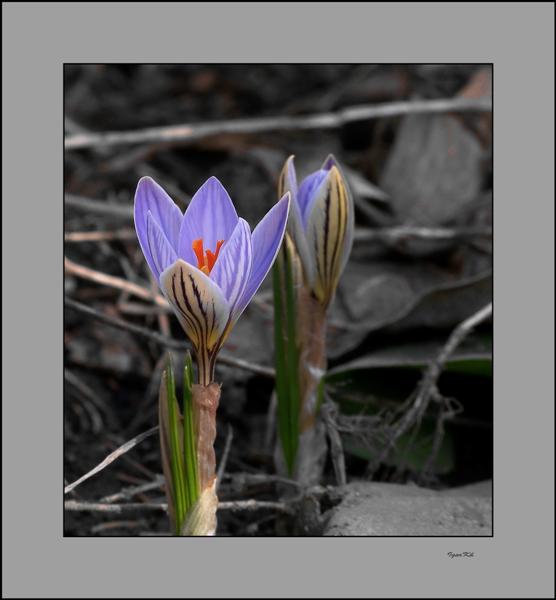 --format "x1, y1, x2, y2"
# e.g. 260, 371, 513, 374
443, 358, 492, 377
163, 356, 187, 534
183, 352, 200, 510
283, 243, 300, 469
328, 337, 491, 377
326, 336, 491, 411
273, 244, 300, 475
